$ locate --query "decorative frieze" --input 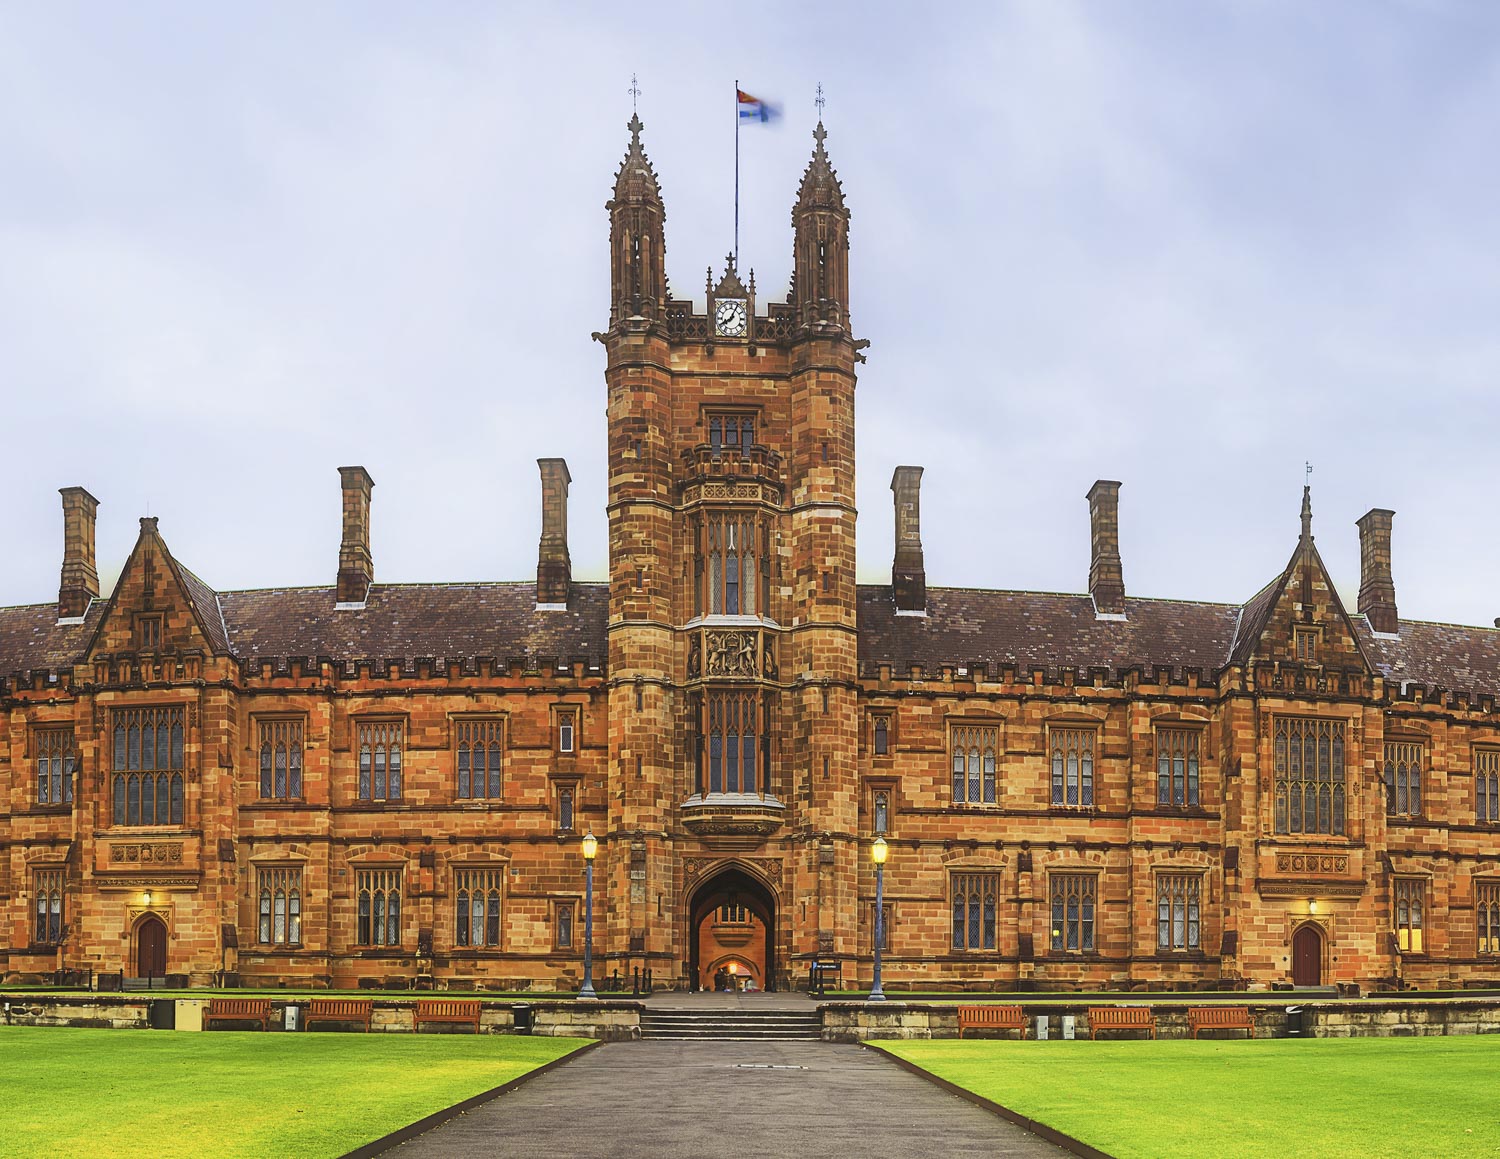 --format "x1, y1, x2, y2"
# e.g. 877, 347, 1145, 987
110, 842, 184, 865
